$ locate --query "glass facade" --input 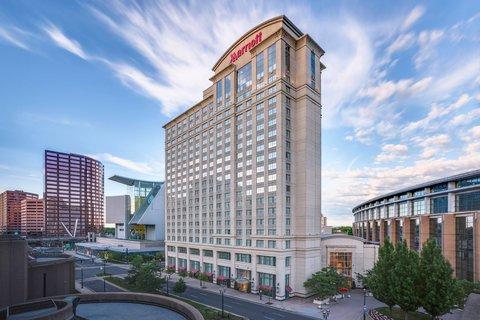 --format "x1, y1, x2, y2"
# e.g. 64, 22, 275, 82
329, 252, 352, 279
431, 196, 448, 214
457, 176, 480, 188
429, 217, 442, 248
456, 216, 474, 281
237, 62, 252, 100
412, 199, 425, 215
396, 220, 403, 243
410, 219, 420, 251
456, 190, 480, 212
